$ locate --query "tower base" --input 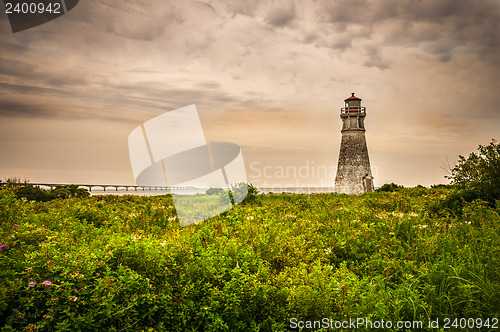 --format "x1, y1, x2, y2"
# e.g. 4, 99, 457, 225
335, 130, 373, 194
